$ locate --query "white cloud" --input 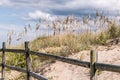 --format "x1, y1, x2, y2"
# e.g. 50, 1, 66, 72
25, 11, 55, 21
64, 0, 120, 11
1, 0, 120, 17
0, 0, 10, 6
3, 0, 120, 11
